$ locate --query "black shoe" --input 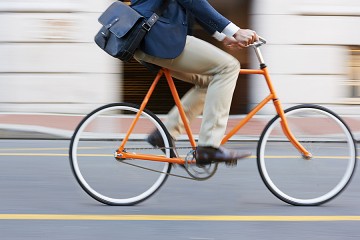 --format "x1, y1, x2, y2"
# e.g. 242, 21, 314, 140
195, 146, 251, 167
147, 129, 179, 159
